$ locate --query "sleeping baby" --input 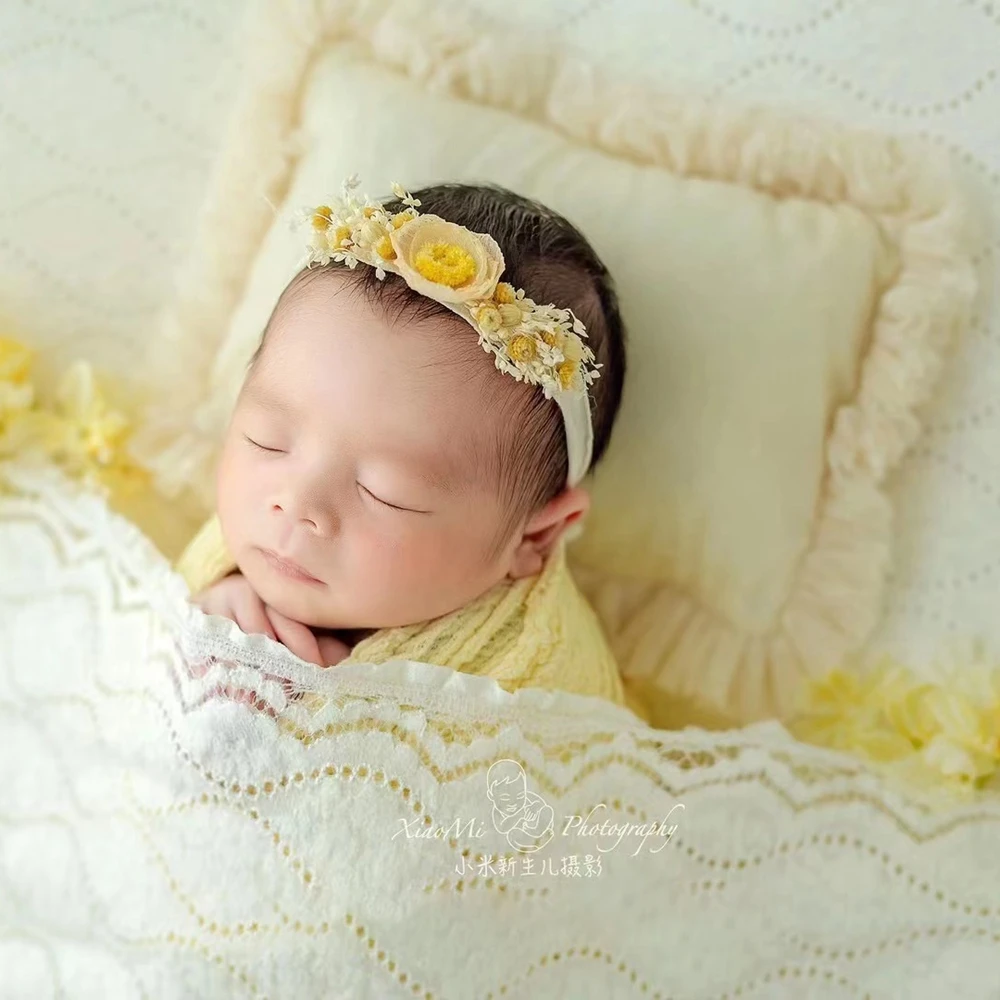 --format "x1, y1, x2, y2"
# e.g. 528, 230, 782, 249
176, 176, 631, 709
